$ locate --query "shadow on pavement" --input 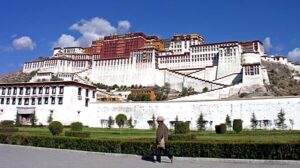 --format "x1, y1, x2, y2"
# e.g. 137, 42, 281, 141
141, 155, 156, 163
